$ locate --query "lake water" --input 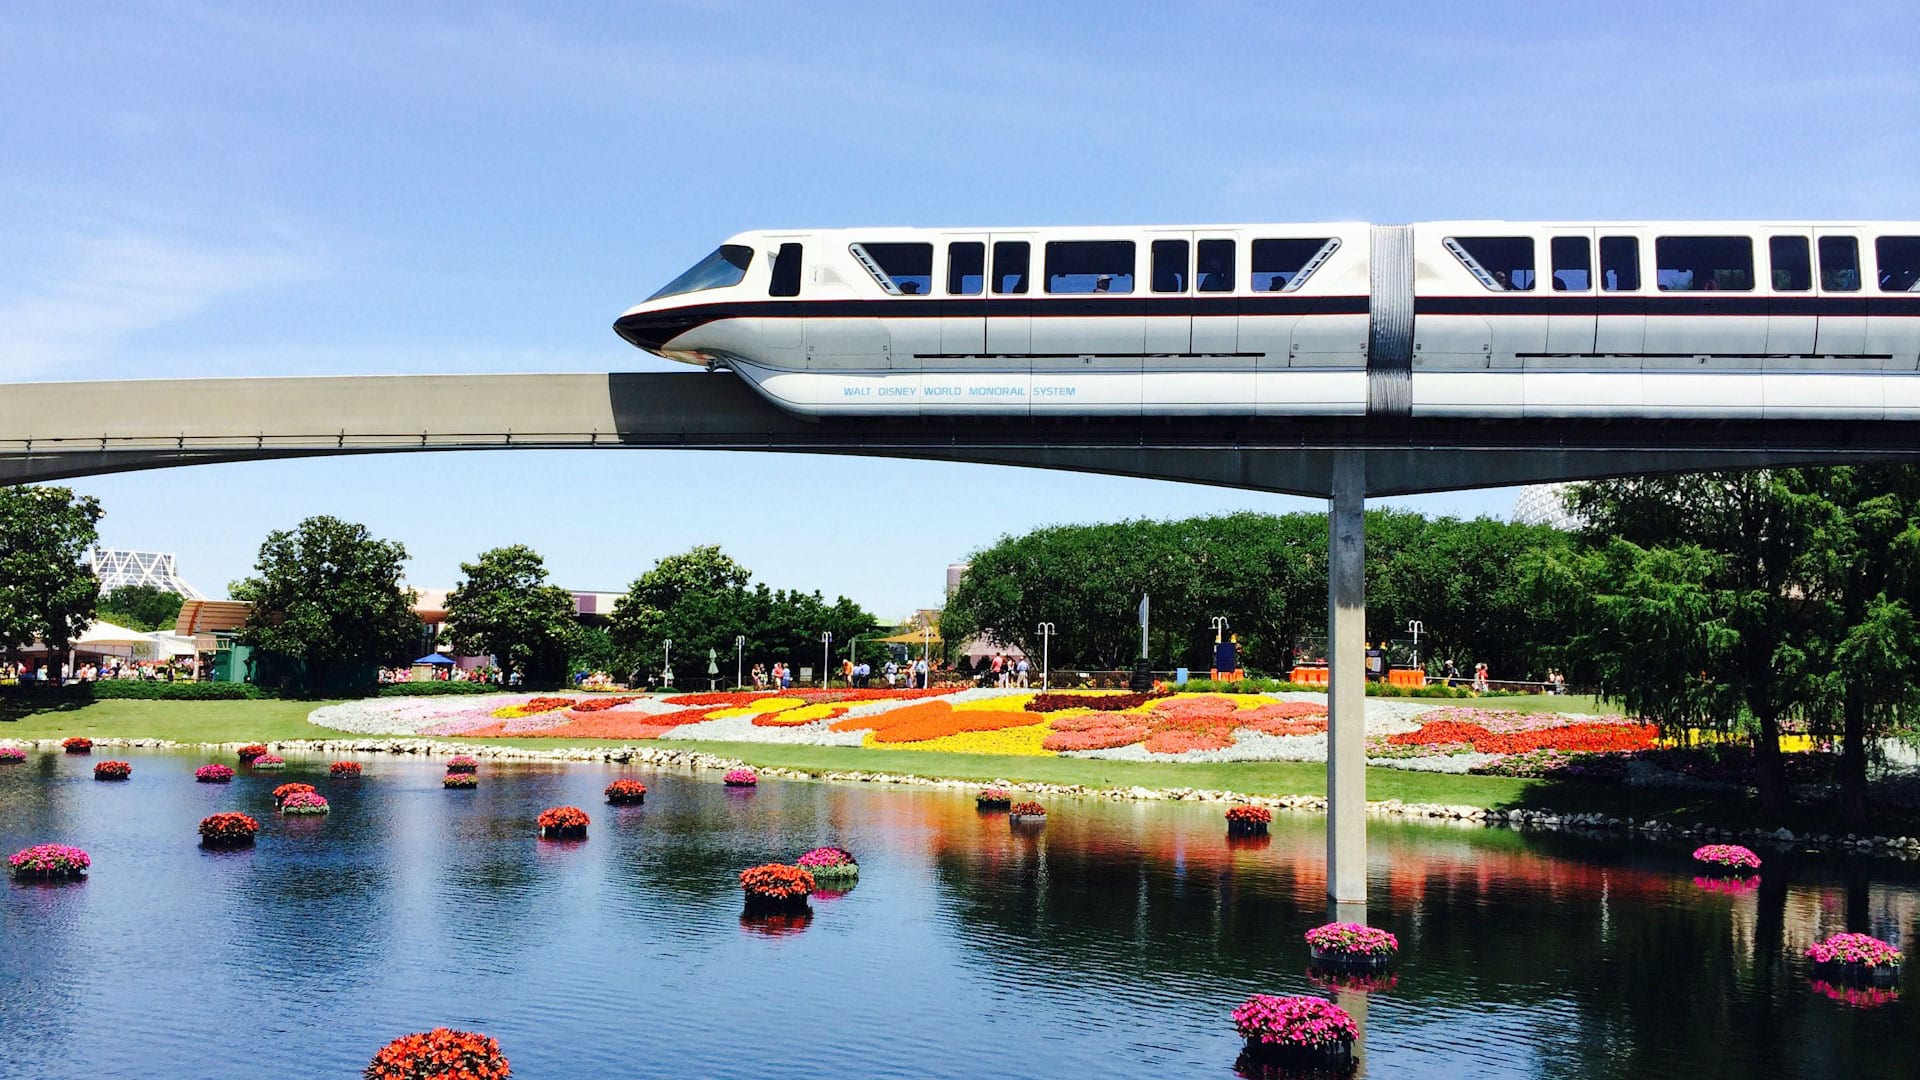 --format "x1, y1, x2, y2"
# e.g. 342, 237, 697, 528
2, 749, 1916, 1079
